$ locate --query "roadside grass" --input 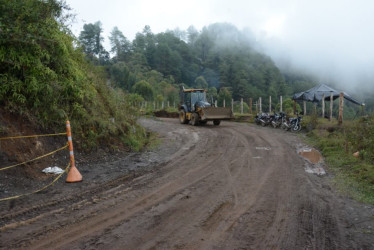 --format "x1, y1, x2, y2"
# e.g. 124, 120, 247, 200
233, 113, 253, 122
305, 116, 374, 204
